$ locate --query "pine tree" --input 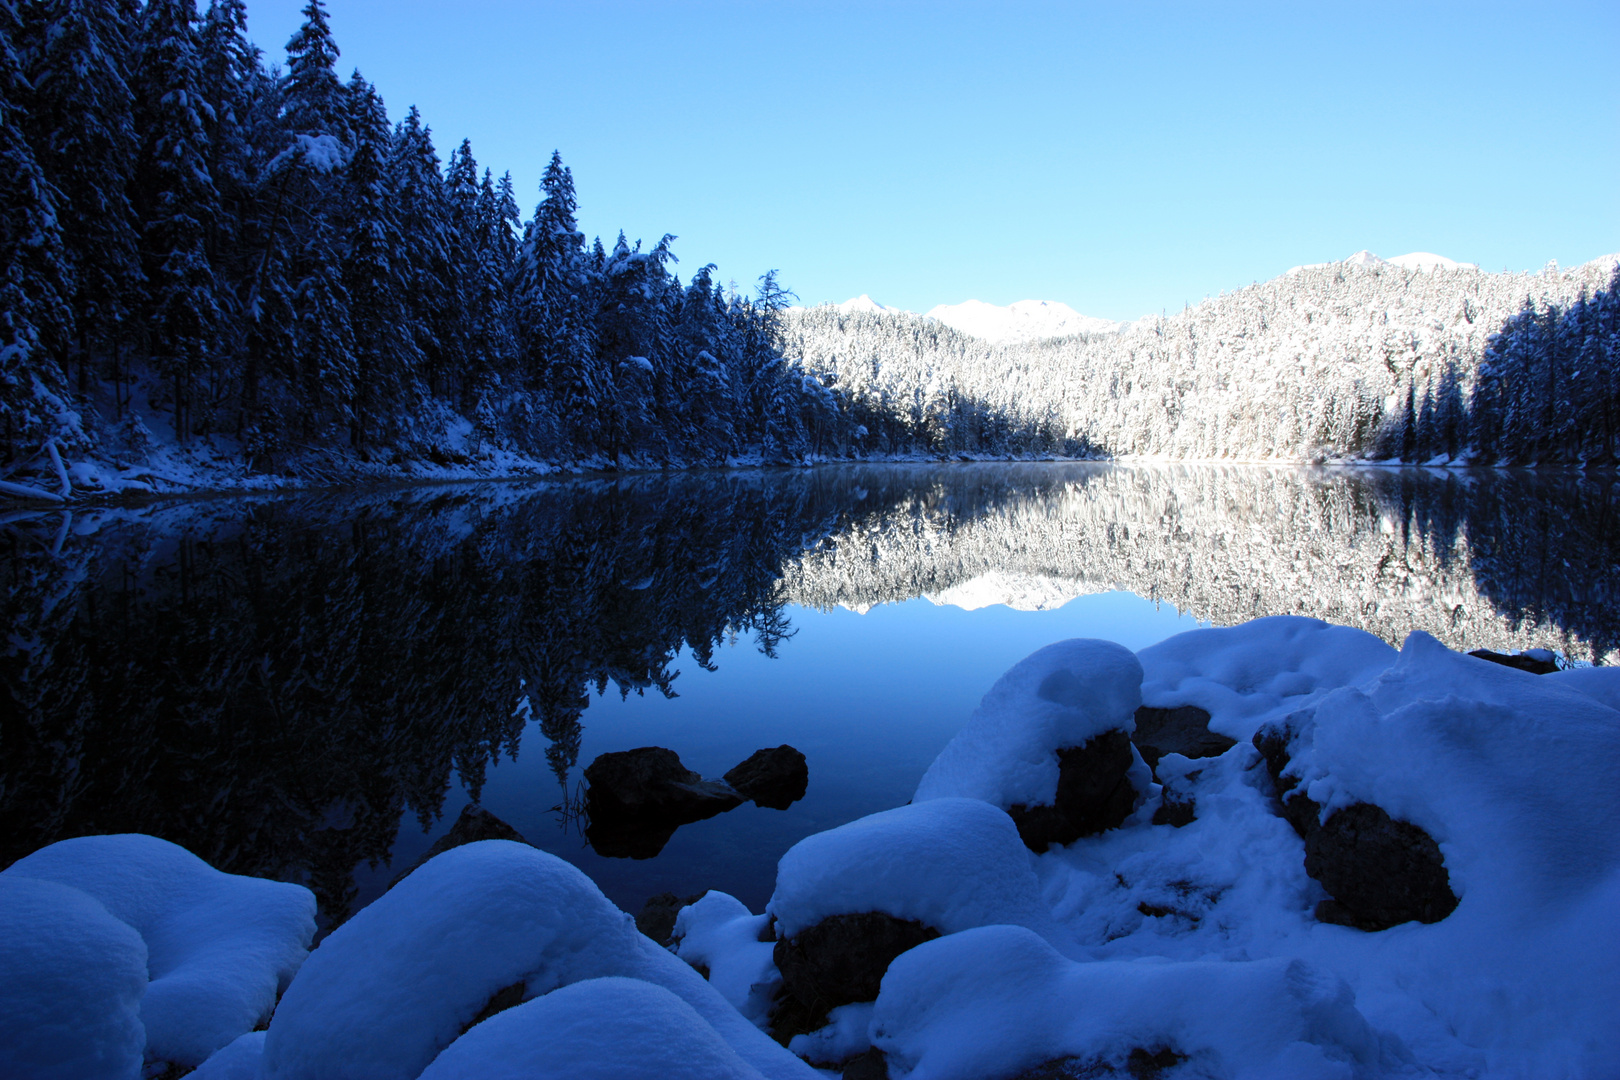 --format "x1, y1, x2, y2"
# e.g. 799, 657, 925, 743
516, 151, 596, 447
0, 0, 73, 456
20, 0, 141, 393
340, 73, 413, 451
282, 0, 344, 140
134, 0, 219, 441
